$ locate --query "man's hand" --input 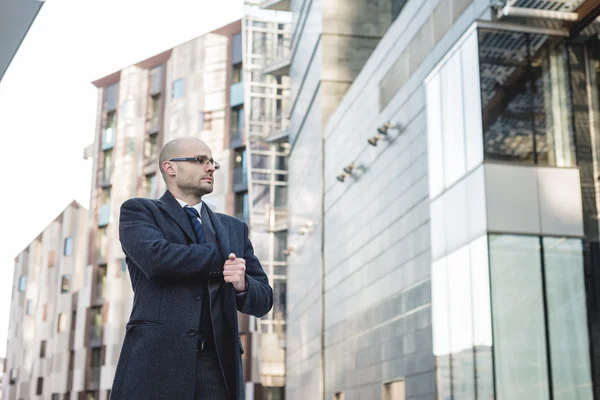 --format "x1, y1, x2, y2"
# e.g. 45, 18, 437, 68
224, 253, 247, 293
